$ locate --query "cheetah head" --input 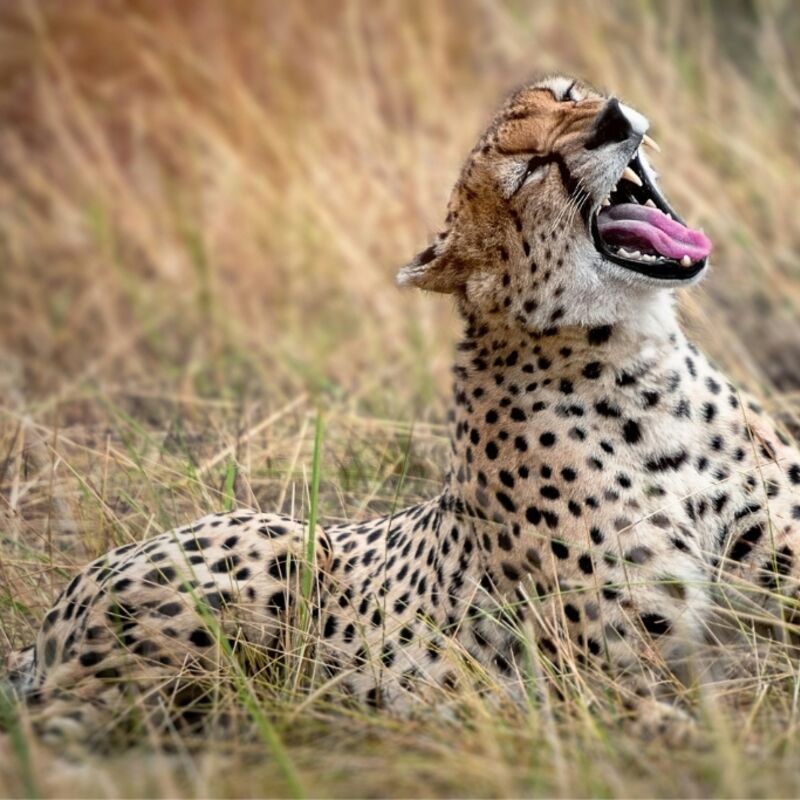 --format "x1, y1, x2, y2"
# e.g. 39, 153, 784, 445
397, 75, 712, 330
